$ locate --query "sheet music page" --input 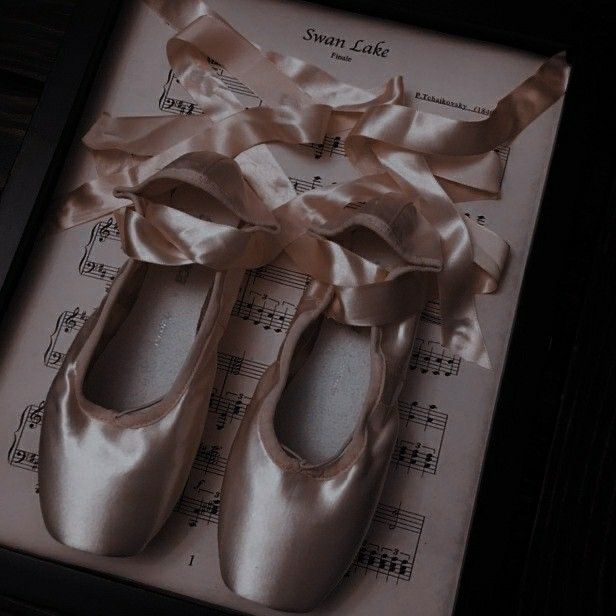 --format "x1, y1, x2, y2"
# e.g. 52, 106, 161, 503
0, 1, 565, 614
